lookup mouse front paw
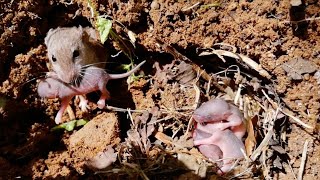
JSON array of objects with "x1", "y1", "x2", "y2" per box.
[
  {"x1": 97, "y1": 99, "x2": 105, "y2": 109},
  {"x1": 55, "y1": 115, "x2": 62, "y2": 124},
  {"x1": 79, "y1": 95, "x2": 90, "y2": 112}
]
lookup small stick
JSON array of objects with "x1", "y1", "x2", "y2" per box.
[
  {"x1": 287, "y1": 159, "x2": 298, "y2": 180},
  {"x1": 298, "y1": 140, "x2": 309, "y2": 180},
  {"x1": 261, "y1": 90, "x2": 313, "y2": 129},
  {"x1": 106, "y1": 105, "x2": 147, "y2": 113},
  {"x1": 181, "y1": 2, "x2": 200, "y2": 12},
  {"x1": 184, "y1": 83, "x2": 200, "y2": 138},
  {"x1": 251, "y1": 125, "x2": 274, "y2": 161},
  {"x1": 234, "y1": 83, "x2": 243, "y2": 105},
  {"x1": 66, "y1": 105, "x2": 75, "y2": 120},
  {"x1": 283, "y1": 16, "x2": 320, "y2": 24},
  {"x1": 127, "y1": 108, "x2": 134, "y2": 126}
]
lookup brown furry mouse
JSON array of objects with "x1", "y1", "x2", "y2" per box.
[{"x1": 45, "y1": 26, "x2": 108, "y2": 85}]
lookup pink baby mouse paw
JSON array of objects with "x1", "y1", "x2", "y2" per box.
[{"x1": 77, "y1": 95, "x2": 90, "y2": 112}]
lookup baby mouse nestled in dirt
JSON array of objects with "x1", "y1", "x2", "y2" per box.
[{"x1": 193, "y1": 98, "x2": 246, "y2": 174}]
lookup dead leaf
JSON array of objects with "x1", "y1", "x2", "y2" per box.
[
  {"x1": 273, "y1": 156, "x2": 284, "y2": 170},
  {"x1": 86, "y1": 145, "x2": 117, "y2": 169},
  {"x1": 155, "y1": 131, "x2": 174, "y2": 146},
  {"x1": 177, "y1": 153, "x2": 208, "y2": 178},
  {"x1": 127, "y1": 129, "x2": 144, "y2": 150},
  {"x1": 282, "y1": 58, "x2": 317, "y2": 80},
  {"x1": 168, "y1": 61, "x2": 196, "y2": 84},
  {"x1": 245, "y1": 116, "x2": 257, "y2": 156},
  {"x1": 270, "y1": 145, "x2": 286, "y2": 154},
  {"x1": 173, "y1": 134, "x2": 194, "y2": 149}
]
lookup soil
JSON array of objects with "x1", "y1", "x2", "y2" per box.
[{"x1": 1, "y1": 0, "x2": 320, "y2": 179}]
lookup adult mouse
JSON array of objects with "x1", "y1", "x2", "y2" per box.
[
  {"x1": 38, "y1": 61, "x2": 145, "y2": 124},
  {"x1": 44, "y1": 26, "x2": 108, "y2": 84}
]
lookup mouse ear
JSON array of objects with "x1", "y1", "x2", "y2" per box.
[
  {"x1": 82, "y1": 27, "x2": 99, "y2": 42},
  {"x1": 81, "y1": 29, "x2": 90, "y2": 43},
  {"x1": 44, "y1": 28, "x2": 54, "y2": 46},
  {"x1": 45, "y1": 27, "x2": 60, "y2": 46}
]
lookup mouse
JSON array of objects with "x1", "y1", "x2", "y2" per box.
[
  {"x1": 193, "y1": 127, "x2": 223, "y2": 161},
  {"x1": 37, "y1": 61, "x2": 145, "y2": 124},
  {"x1": 193, "y1": 98, "x2": 246, "y2": 140},
  {"x1": 44, "y1": 26, "x2": 108, "y2": 85},
  {"x1": 193, "y1": 123, "x2": 245, "y2": 174}
]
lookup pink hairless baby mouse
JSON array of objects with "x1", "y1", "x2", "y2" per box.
[
  {"x1": 192, "y1": 98, "x2": 246, "y2": 174},
  {"x1": 193, "y1": 98, "x2": 246, "y2": 139},
  {"x1": 193, "y1": 123, "x2": 245, "y2": 174},
  {"x1": 38, "y1": 61, "x2": 145, "y2": 124}
]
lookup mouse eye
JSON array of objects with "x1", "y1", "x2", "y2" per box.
[
  {"x1": 72, "y1": 50, "x2": 80, "y2": 59},
  {"x1": 52, "y1": 55, "x2": 57, "y2": 62}
]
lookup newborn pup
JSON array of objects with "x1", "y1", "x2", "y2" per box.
[
  {"x1": 193, "y1": 126, "x2": 245, "y2": 173},
  {"x1": 193, "y1": 127, "x2": 223, "y2": 162},
  {"x1": 193, "y1": 98, "x2": 246, "y2": 140},
  {"x1": 38, "y1": 61, "x2": 145, "y2": 124}
]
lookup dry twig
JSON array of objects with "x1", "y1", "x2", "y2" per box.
[{"x1": 298, "y1": 140, "x2": 309, "y2": 180}]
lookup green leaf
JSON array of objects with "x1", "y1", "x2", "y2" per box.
[
  {"x1": 51, "y1": 119, "x2": 88, "y2": 132},
  {"x1": 65, "y1": 120, "x2": 76, "y2": 131},
  {"x1": 119, "y1": 63, "x2": 132, "y2": 71},
  {"x1": 201, "y1": 2, "x2": 221, "y2": 9},
  {"x1": 76, "y1": 119, "x2": 88, "y2": 127},
  {"x1": 96, "y1": 17, "x2": 112, "y2": 44}
]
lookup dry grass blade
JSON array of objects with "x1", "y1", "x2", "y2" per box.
[
  {"x1": 66, "y1": 105, "x2": 75, "y2": 120},
  {"x1": 181, "y1": 2, "x2": 200, "y2": 12},
  {"x1": 250, "y1": 124, "x2": 274, "y2": 161},
  {"x1": 281, "y1": 110, "x2": 313, "y2": 129},
  {"x1": 105, "y1": 105, "x2": 147, "y2": 113},
  {"x1": 298, "y1": 140, "x2": 309, "y2": 180},
  {"x1": 261, "y1": 90, "x2": 313, "y2": 129},
  {"x1": 200, "y1": 48, "x2": 271, "y2": 79}
]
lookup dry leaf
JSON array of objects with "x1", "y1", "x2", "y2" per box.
[
  {"x1": 245, "y1": 116, "x2": 257, "y2": 156},
  {"x1": 127, "y1": 129, "x2": 144, "y2": 150},
  {"x1": 270, "y1": 145, "x2": 286, "y2": 154},
  {"x1": 282, "y1": 58, "x2": 317, "y2": 80},
  {"x1": 177, "y1": 153, "x2": 208, "y2": 178},
  {"x1": 273, "y1": 156, "x2": 284, "y2": 170},
  {"x1": 173, "y1": 134, "x2": 194, "y2": 149},
  {"x1": 168, "y1": 61, "x2": 196, "y2": 84}
]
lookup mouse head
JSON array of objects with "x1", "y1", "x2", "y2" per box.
[
  {"x1": 45, "y1": 26, "x2": 99, "y2": 85},
  {"x1": 193, "y1": 98, "x2": 231, "y2": 123}
]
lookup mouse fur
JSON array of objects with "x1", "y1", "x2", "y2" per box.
[{"x1": 45, "y1": 26, "x2": 108, "y2": 84}]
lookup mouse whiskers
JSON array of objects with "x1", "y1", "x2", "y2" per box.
[
  {"x1": 81, "y1": 62, "x2": 116, "y2": 69},
  {"x1": 19, "y1": 72, "x2": 48, "y2": 87},
  {"x1": 79, "y1": 70, "x2": 95, "y2": 89}
]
